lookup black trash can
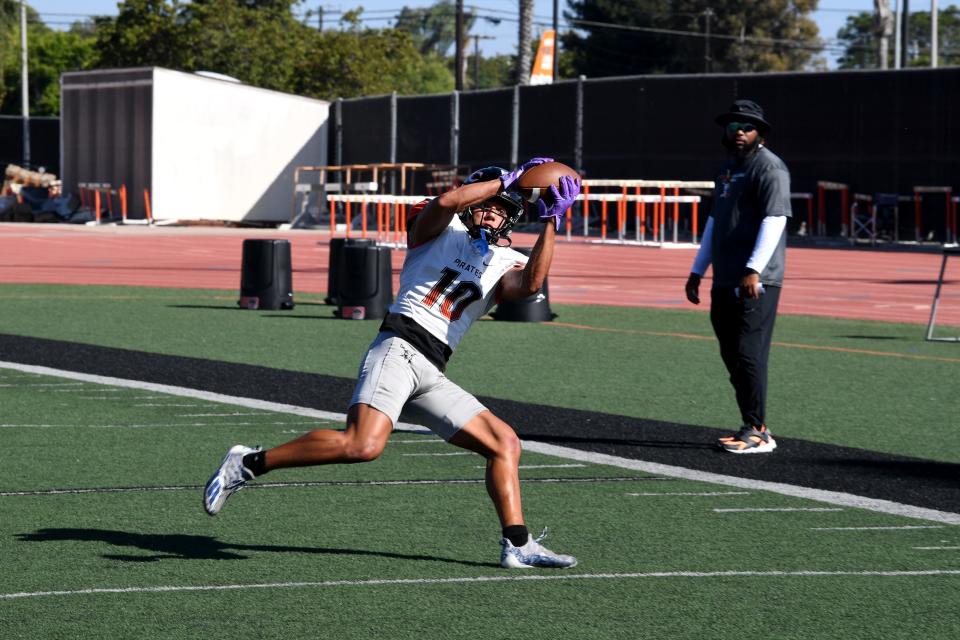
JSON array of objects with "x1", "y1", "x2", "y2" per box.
[
  {"x1": 238, "y1": 239, "x2": 294, "y2": 310},
  {"x1": 490, "y1": 247, "x2": 556, "y2": 322},
  {"x1": 325, "y1": 237, "x2": 376, "y2": 305},
  {"x1": 337, "y1": 243, "x2": 393, "y2": 320}
]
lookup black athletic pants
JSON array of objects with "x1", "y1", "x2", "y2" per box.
[{"x1": 709, "y1": 285, "x2": 781, "y2": 428}]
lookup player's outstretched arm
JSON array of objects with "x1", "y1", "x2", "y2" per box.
[
  {"x1": 499, "y1": 220, "x2": 556, "y2": 302},
  {"x1": 408, "y1": 179, "x2": 502, "y2": 246}
]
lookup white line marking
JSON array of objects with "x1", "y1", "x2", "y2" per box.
[
  {"x1": 713, "y1": 508, "x2": 845, "y2": 513},
  {"x1": 175, "y1": 412, "x2": 269, "y2": 417},
  {"x1": 402, "y1": 452, "x2": 471, "y2": 457},
  {"x1": 134, "y1": 404, "x2": 205, "y2": 407},
  {"x1": 1, "y1": 360, "x2": 957, "y2": 525},
  {"x1": 812, "y1": 526, "x2": 946, "y2": 531},
  {"x1": 0, "y1": 476, "x2": 658, "y2": 497},
  {"x1": 394, "y1": 439, "x2": 445, "y2": 444},
  {"x1": 475, "y1": 464, "x2": 587, "y2": 470},
  {"x1": 3, "y1": 569, "x2": 960, "y2": 600},
  {"x1": 0, "y1": 382, "x2": 83, "y2": 387},
  {"x1": 0, "y1": 421, "x2": 317, "y2": 429},
  {"x1": 913, "y1": 546, "x2": 960, "y2": 550},
  {"x1": 627, "y1": 491, "x2": 751, "y2": 497}
]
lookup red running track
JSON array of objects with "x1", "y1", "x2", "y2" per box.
[{"x1": 1, "y1": 223, "x2": 958, "y2": 327}]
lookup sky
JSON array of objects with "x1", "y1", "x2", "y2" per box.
[{"x1": 22, "y1": 1, "x2": 951, "y2": 69}]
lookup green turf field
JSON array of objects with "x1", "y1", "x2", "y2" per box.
[
  {"x1": 1, "y1": 283, "x2": 959, "y2": 638},
  {"x1": 0, "y1": 283, "x2": 958, "y2": 461}
]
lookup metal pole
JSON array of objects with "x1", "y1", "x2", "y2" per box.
[
  {"x1": 894, "y1": 0, "x2": 902, "y2": 69},
  {"x1": 389, "y1": 91, "x2": 397, "y2": 164},
  {"x1": 455, "y1": 0, "x2": 464, "y2": 91},
  {"x1": 900, "y1": 0, "x2": 910, "y2": 68},
  {"x1": 510, "y1": 85, "x2": 519, "y2": 167},
  {"x1": 552, "y1": 0, "x2": 559, "y2": 82},
  {"x1": 931, "y1": 0, "x2": 938, "y2": 68},
  {"x1": 474, "y1": 35, "x2": 480, "y2": 89},
  {"x1": 450, "y1": 91, "x2": 459, "y2": 168},
  {"x1": 575, "y1": 76, "x2": 584, "y2": 175},
  {"x1": 20, "y1": 0, "x2": 30, "y2": 167},
  {"x1": 335, "y1": 98, "x2": 343, "y2": 166}
]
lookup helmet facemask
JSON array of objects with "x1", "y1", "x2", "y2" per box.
[
  {"x1": 460, "y1": 166, "x2": 526, "y2": 249},
  {"x1": 460, "y1": 193, "x2": 525, "y2": 248}
]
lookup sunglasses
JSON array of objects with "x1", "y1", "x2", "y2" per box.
[{"x1": 726, "y1": 122, "x2": 758, "y2": 133}]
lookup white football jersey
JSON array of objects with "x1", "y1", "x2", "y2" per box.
[{"x1": 389, "y1": 216, "x2": 528, "y2": 352}]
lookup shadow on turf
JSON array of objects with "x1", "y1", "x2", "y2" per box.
[{"x1": 15, "y1": 528, "x2": 493, "y2": 567}]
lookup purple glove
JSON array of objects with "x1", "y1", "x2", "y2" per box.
[
  {"x1": 500, "y1": 157, "x2": 553, "y2": 191},
  {"x1": 537, "y1": 175, "x2": 580, "y2": 229}
]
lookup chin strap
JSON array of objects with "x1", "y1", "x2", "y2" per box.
[{"x1": 471, "y1": 228, "x2": 489, "y2": 256}]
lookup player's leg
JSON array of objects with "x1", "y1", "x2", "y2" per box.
[
  {"x1": 405, "y1": 372, "x2": 576, "y2": 568},
  {"x1": 265, "y1": 404, "x2": 393, "y2": 469},
  {"x1": 448, "y1": 411, "x2": 523, "y2": 527},
  {"x1": 203, "y1": 333, "x2": 412, "y2": 515}
]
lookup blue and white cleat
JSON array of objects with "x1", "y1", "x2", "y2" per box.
[
  {"x1": 203, "y1": 444, "x2": 259, "y2": 516},
  {"x1": 500, "y1": 528, "x2": 577, "y2": 569}
]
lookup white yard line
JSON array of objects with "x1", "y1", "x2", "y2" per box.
[
  {"x1": 402, "y1": 452, "x2": 472, "y2": 457},
  {"x1": 713, "y1": 507, "x2": 845, "y2": 513},
  {"x1": 628, "y1": 491, "x2": 750, "y2": 497},
  {"x1": 811, "y1": 526, "x2": 946, "y2": 531},
  {"x1": 913, "y1": 546, "x2": 960, "y2": 550},
  {"x1": 2, "y1": 360, "x2": 958, "y2": 525},
  {"x1": 3, "y1": 569, "x2": 959, "y2": 601}
]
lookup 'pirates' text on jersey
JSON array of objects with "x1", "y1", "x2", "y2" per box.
[{"x1": 389, "y1": 216, "x2": 528, "y2": 353}]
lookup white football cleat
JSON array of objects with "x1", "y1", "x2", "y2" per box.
[
  {"x1": 203, "y1": 444, "x2": 259, "y2": 516},
  {"x1": 500, "y1": 528, "x2": 577, "y2": 569}
]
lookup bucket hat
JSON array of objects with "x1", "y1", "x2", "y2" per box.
[{"x1": 714, "y1": 99, "x2": 771, "y2": 134}]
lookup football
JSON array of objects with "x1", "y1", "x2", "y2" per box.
[{"x1": 516, "y1": 161, "x2": 579, "y2": 191}]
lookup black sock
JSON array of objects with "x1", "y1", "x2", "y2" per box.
[
  {"x1": 242, "y1": 451, "x2": 267, "y2": 478},
  {"x1": 502, "y1": 525, "x2": 529, "y2": 547}
]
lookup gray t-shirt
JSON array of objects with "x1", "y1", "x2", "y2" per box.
[{"x1": 709, "y1": 146, "x2": 791, "y2": 287}]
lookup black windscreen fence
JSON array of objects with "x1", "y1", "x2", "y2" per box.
[
  {"x1": 0, "y1": 117, "x2": 61, "y2": 175},
  {"x1": 340, "y1": 96, "x2": 392, "y2": 165},
  {"x1": 396, "y1": 94, "x2": 451, "y2": 165},
  {"x1": 458, "y1": 88, "x2": 515, "y2": 168},
  {"x1": 517, "y1": 82, "x2": 577, "y2": 167},
  {"x1": 333, "y1": 70, "x2": 959, "y2": 217}
]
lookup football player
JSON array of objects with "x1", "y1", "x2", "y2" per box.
[{"x1": 204, "y1": 157, "x2": 581, "y2": 568}]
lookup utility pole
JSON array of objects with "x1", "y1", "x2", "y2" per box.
[
  {"x1": 875, "y1": 0, "x2": 894, "y2": 69},
  {"x1": 900, "y1": 0, "x2": 910, "y2": 67},
  {"x1": 552, "y1": 0, "x2": 559, "y2": 82},
  {"x1": 20, "y1": 0, "x2": 29, "y2": 168},
  {"x1": 472, "y1": 34, "x2": 494, "y2": 90},
  {"x1": 455, "y1": 0, "x2": 465, "y2": 90},
  {"x1": 518, "y1": 0, "x2": 533, "y2": 85},
  {"x1": 931, "y1": 0, "x2": 938, "y2": 68},
  {"x1": 317, "y1": 5, "x2": 323, "y2": 31},
  {"x1": 702, "y1": 8, "x2": 714, "y2": 73}
]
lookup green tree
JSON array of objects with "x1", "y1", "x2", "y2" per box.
[
  {"x1": 395, "y1": 1, "x2": 474, "y2": 57},
  {"x1": 0, "y1": 3, "x2": 97, "y2": 116},
  {"x1": 837, "y1": 7, "x2": 960, "y2": 69},
  {"x1": 295, "y1": 27, "x2": 453, "y2": 99},
  {"x1": 562, "y1": 0, "x2": 821, "y2": 77}
]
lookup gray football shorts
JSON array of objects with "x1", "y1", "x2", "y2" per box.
[{"x1": 349, "y1": 333, "x2": 487, "y2": 440}]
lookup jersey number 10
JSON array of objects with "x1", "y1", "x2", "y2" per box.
[{"x1": 421, "y1": 267, "x2": 482, "y2": 321}]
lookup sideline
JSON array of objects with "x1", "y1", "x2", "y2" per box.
[{"x1": 3, "y1": 360, "x2": 960, "y2": 526}]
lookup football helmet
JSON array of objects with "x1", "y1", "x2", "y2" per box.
[{"x1": 460, "y1": 166, "x2": 526, "y2": 246}]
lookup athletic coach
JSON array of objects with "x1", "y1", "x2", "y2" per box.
[{"x1": 684, "y1": 99, "x2": 791, "y2": 454}]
